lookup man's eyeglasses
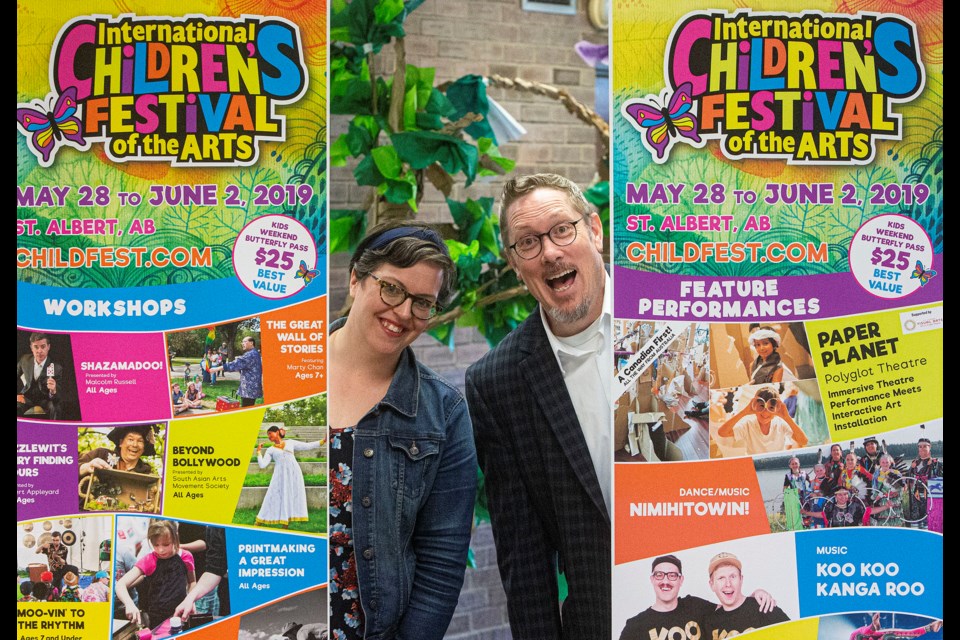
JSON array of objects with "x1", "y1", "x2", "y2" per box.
[
  {"x1": 369, "y1": 274, "x2": 441, "y2": 320},
  {"x1": 752, "y1": 398, "x2": 780, "y2": 413},
  {"x1": 509, "y1": 219, "x2": 582, "y2": 260},
  {"x1": 651, "y1": 571, "x2": 681, "y2": 581}
]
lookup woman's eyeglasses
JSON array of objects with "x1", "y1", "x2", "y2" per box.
[
  {"x1": 369, "y1": 274, "x2": 441, "y2": 320},
  {"x1": 752, "y1": 398, "x2": 780, "y2": 412}
]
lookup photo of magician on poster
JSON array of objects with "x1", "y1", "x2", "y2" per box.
[{"x1": 17, "y1": 330, "x2": 79, "y2": 421}]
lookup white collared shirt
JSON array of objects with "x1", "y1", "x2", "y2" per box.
[
  {"x1": 540, "y1": 273, "x2": 613, "y2": 516},
  {"x1": 33, "y1": 358, "x2": 49, "y2": 381}
]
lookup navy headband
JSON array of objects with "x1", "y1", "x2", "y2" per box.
[{"x1": 367, "y1": 226, "x2": 447, "y2": 253}]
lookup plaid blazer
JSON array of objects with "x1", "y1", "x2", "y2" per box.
[{"x1": 466, "y1": 309, "x2": 611, "y2": 640}]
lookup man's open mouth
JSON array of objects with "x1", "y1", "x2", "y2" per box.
[{"x1": 546, "y1": 269, "x2": 577, "y2": 292}]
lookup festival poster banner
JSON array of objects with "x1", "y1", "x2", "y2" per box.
[
  {"x1": 17, "y1": 2, "x2": 328, "y2": 637},
  {"x1": 612, "y1": 0, "x2": 942, "y2": 636},
  {"x1": 106, "y1": 516, "x2": 326, "y2": 638}
]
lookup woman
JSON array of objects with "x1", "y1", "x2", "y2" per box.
[
  {"x1": 838, "y1": 451, "x2": 873, "y2": 499},
  {"x1": 328, "y1": 222, "x2": 476, "y2": 640},
  {"x1": 717, "y1": 385, "x2": 809, "y2": 454},
  {"x1": 747, "y1": 326, "x2": 797, "y2": 384},
  {"x1": 821, "y1": 443, "x2": 845, "y2": 494},
  {"x1": 869, "y1": 453, "x2": 903, "y2": 522},
  {"x1": 255, "y1": 426, "x2": 322, "y2": 528}
]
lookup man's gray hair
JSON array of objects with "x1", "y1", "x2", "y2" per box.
[{"x1": 499, "y1": 173, "x2": 593, "y2": 249}]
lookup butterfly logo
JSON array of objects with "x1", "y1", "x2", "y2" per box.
[
  {"x1": 295, "y1": 260, "x2": 319, "y2": 286},
  {"x1": 910, "y1": 260, "x2": 937, "y2": 286},
  {"x1": 17, "y1": 87, "x2": 89, "y2": 167},
  {"x1": 622, "y1": 82, "x2": 703, "y2": 163}
]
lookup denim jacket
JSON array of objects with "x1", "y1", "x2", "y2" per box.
[{"x1": 338, "y1": 322, "x2": 477, "y2": 640}]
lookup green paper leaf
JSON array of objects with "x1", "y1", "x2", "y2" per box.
[
  {"x1": 354, "y1": 155, "x2": 383, "y2": 186},
  {"x1": 425, "y1": 88, "x2": 456, "y2": 118},
  {"x1": 397, "y1": 65, "x2": 437, "y2": 130},
  {"x1": 392, "y1": 131, "x2": 479, "y2": 184},
  {"x1": 331, "y1": 62, "x2": 375, "y2": 115},
  {"x1": 341, "y1": 116, "x2": 381, "y2": 157},
  {"x1": 446, "y1": 238, "x2": 478, "y2": 262},
  {"x1": 445, "y1": 74, "x2": 496, "y2": 143},
  {"x1": 330, "y1": 209, "x2": 369, "y2": 254},
  {"x1": 374, "y1": 0, "x2": 404, "y2": 24},
  {"x1": 382, "y1": 179, "x2": 416, "y2": 206},
  {"x1": 476, "y1": 137, "x2": 516, "y2": 176},
  {"x1": 583, "y1": 181, "x2": 610, "y2": 207},
  {"x1": 447, "y1": 197, "x2": 499, "y2": 259},
  {"x1": 329, "y1": 135, "x2": 352, "y2": 167},
  {"x1": 371, "y1": 145, "x2": 403, "y2": 179},
  {"x1": 446, "y1": 239, "x2": 482, "y2": 282},
  {"x1": 415, "y1": 112, "x2": 444, "y2": 130}
]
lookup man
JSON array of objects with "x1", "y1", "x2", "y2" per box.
[
  {"x1": 620, "y1": 555, "x2": 714, "y2": 640},
  {"x1": 704, "y1": 552, "x2": 789, "y2": 639},
  {"x1": 17, "y1": 332, "x2": 68, "y2": 420},
  {"x1": 859, "y1": 437, "x2": 883, "y2": 502},
  {"x1": 36, "y1": 531, "x2": 78, "y2": 592},
  {"x1": 819, "y1": 487, "x2": 867, "y2": 527},
  {"x1": 859, "y1": 437, "x2": 883, "y2": 476},
  {"x1": 619, "y1": 555, "x2": 780, "y2": 639},
  {"x1": 905, "y1": 437, "x2": 942, "y2": 527},
  {"x1": 850, "y1": 612, "x2": 942, "y2": 639},
  {"x1": 822, "y1": 443, "x2": 846, "y2": 496},
  {"x1": 215, "y1": 336, "x2": 263, "y2": 407},
  {"x1": 466, "y1": 173, "x2": 611, "y2": 639}
]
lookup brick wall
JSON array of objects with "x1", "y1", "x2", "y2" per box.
[{"x1": 330, "y1": 1, "x2": 606, "y2": 636}]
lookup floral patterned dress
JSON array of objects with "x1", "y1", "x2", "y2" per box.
[{"x1": 329, "y1": 427, "x2": 364, "y2": 640}]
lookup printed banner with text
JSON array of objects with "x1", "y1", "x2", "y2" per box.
[
  {"x1": 17, "y1": 2, "x2": 328, "y2": 639},
  {"x1": 612, "y1": 1, "x2": 942, "y2": 637}
]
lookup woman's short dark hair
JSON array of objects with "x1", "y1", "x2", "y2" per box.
[
  {"x1": 349, "y1": 220, "x2": 457, "y2": 305},
  {"x1": 267, "y1": 426, "x2": 284, "y2": 438}
]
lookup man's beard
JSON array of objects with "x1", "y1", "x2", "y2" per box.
[{"x1": 546, "y1": 292, "x2": 596, "y2": 328}]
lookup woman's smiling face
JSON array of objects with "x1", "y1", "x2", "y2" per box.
[{"x1": 348, "y1": 261, "x2": 443, "y2": 358}]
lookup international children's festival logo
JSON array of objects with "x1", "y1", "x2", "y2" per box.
[
  {"x1": 622, "y1": 10, "x2": 925, "y2": 165},
  {"x1": 17, "y1": 14, "x2": 308, "y2": 168}
]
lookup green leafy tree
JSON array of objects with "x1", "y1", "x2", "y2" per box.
[{"x1": 263, "y1": 395, "x2": 328, "y2": 426}]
